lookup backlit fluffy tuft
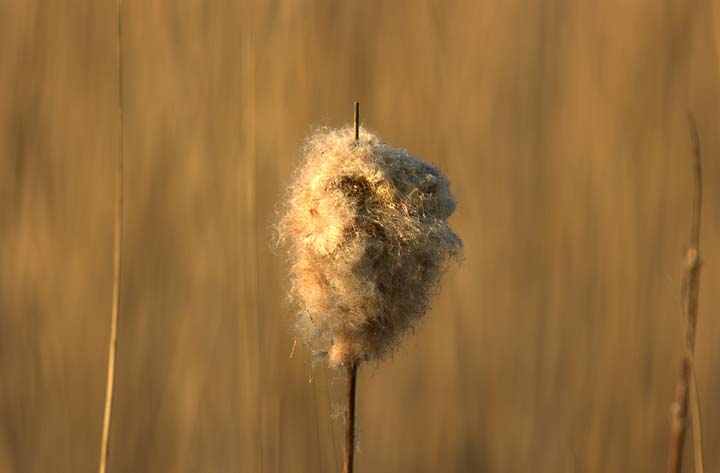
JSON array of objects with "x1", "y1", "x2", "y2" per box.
[{"x1": 278, "y1": 127, "x2": 461, "y2": 367}]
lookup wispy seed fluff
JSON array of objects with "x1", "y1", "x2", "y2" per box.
[{"x1": 278, "y1": 127, "x2": 462, "y2": 367}]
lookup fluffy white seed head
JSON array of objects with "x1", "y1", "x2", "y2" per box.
[{"x1": 278, "y1": 126, "x2": 461, "y2": 367}]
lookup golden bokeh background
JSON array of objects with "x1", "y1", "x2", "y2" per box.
[{"x1": 1, "y1": 1, "x2": 720, "y2": 472}]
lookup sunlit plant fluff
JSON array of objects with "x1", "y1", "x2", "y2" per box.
[{"x1": 278, "y1": 127, "x2": 461, "y2": 367}]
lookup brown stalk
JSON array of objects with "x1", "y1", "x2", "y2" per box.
[
  {"x1": 344, "y1": 362, "x2": 358, "y2": 473},
  {"x1": 666, "y1": 113, "x2": 704, "y2": 473},
  {"x1": 343, "y1": 101, "x2": 361, "y2": 473},
  {"x1": 354, "y1": 101, "x2": 360, "y2": 141},
  {"x1": 98, "y1": 1, "x2": 124, "y2": 472}
]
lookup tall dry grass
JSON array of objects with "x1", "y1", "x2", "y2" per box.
[
  {"x1": 1, "y1": 1, "x2": 720, "y2": 472},
  {"x1": 97, "y1": 1, "x2": 125, "y2": 472},
  {"x1": 666, "y1": 114, "x2": 705, "y2": 473}
]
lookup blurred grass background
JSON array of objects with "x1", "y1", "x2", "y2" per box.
[{"x1": 1, "y1": 1, "x2": 720, "y2": 472}]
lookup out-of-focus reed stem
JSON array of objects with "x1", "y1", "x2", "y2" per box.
[
  {"x1": 666, "y1": 113, "x2": 704, "y2": 473},
  {"x1": 98, "y1": 1, "x2": 124, "y2": 472}
]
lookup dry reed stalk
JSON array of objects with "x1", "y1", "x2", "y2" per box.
[
  {"x1": 342, "y1": 102, "x2": 361, "y2": 473},
  {"x1": 666, "y1": 114, "x2": 704, "y2": 473},
  {"x1": 344, "y1": 360, "x2": 358, "y2": 473},
  {"x1": 98, "y1": 1, "x2": 124, "y2": 472}
]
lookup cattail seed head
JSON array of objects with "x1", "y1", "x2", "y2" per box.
[{"x1": 278, "y1": 126, "x2": 461, "y2": 367}]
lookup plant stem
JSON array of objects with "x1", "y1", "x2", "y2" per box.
[
  {"x1": 99, "y1": 1, "x2": 124, "y2": 472},
  {"x1": 344, "y1": 362, "x2": 358, "y2": 473},
  {"x1": 354, "y1": 101, "x2": 359, "y2": 141},
  {"x1": 342, "y1": 102, "x2": 361, "y2": 473},
  {"x1": 666, "y1": 113, "x2": 704, "y2": 473}
]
